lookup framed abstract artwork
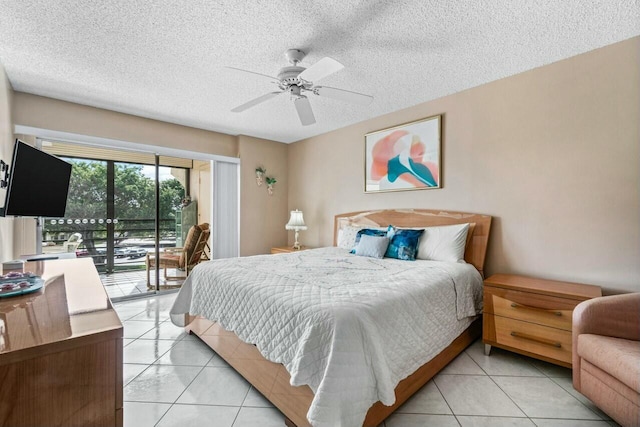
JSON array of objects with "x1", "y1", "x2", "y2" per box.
[{"x1": 365, "y1": 114, "x2": 441, "y2": 193}]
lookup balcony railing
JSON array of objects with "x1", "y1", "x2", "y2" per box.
[{"x1": 42, "y1": 218, "x2": 178, "y2": 273}]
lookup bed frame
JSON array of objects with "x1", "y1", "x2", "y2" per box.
[{"x1": 184, "y1": 209, "x2": 492, "y2": 427}]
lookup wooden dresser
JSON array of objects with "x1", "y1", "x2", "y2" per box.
[
  {"x1": 0, "y1": 258, "x2": 123, "y2": 426},
  {"x1": 483, "y1": 274, "x2": 601, "y2": 368}
]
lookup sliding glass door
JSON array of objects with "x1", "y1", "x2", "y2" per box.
[{"x1": 40, "y1": 147, "x2": 189, "y2": 299}]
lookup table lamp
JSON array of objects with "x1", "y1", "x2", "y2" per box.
[{"x1": 285, "y1": 209, "x2": 307, "y2": 250}]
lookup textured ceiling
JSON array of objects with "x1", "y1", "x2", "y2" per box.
[{"x1": 0, "y1": 1, "x2": 638, "y2": 143}]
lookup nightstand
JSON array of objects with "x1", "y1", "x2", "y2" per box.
[
  {"x1": 270, "y1": 246, "x2": 311, "y2": 254},
  {"x1": 483, "y1": 274, "x2": 601, "y2": 368}
]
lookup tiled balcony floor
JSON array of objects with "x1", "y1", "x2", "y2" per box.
[{"x1": 101, "y1": 268, "x2": 186, "y2": 300}]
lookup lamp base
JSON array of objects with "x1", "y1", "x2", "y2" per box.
[{"x1": 292, "y1": 230, "x2": 301, "y2": 250}]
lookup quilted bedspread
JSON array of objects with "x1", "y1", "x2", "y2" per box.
[{"x1": 170, "y1": 247, "x2": 483, "y2": 427}]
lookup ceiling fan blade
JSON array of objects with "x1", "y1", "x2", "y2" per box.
[
  {"x1": 314, "y1": 86, "x2": 374, "y2": 106},
  {"x1": 298, "y1": 57, "x2": 344, "y2": 83},
  {"x1": 294, "y1": 96, "x2": 316, "y2": 126},
  {"x1": 225, "y1": 66, "x2": 279, "y2": 82},
  {"x1": 231, "y1": 91, "x2": 283, "y2": 112}
]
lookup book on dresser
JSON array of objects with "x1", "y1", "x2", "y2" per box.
[{"x1": 482, "y1": 274, "x2": 602, "y2": 368}]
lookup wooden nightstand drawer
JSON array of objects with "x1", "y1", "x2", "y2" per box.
[
  {"x1": 487, "y1": 314, "x2": 573, "y2": 365},
  {"x1": 482, "y1": 274, "x2": 601, "y2": 367},
  {"x1": 484, "y1": 287, "x2": 574, "y2": 331}
]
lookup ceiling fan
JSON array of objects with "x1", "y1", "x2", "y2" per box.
[{"x1": 227, "y1": 49, "x2": 373, "y2": 126}]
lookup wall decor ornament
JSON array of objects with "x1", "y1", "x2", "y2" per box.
[
  {"x1": 255, "y1": 166, "x2": 266, "y2": 186},
  {"x1": 365, "y1": 114, "x2": 441, "y2": 193},
  {"x1": 265, "y1": 177, "x2": 276, "y2": 195}
]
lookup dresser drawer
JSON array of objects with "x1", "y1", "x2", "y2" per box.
[
  {"x1": 484, "y1": 286, "x2": 577, "y2": 331},
  {"x1": 490, "y1": 314, "x2": 572, "y2": 365}
]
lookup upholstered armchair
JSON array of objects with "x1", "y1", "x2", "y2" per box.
[
  {"x1": 146, "y1": 223, "x2": 210, "y2": 289},
  {"x1": 573, "y1": 293, "x2": 640, "y2": 427}
]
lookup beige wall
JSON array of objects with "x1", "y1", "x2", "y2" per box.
[
  {"x1": 13, "y1": 93, "x2": 238, "y2": 158},
  {"x1": 10, "y1": 93, "x2": 290, "y2": 257},
  {"x1": 288, "y1": 37, "x2": 640, "y2": 293},
  {"x1": 238, "y1": 135, "x2": 289, "y2": 256},
  {"x1": 0, "y1": 62, "x2": 14, "y2": 262}
]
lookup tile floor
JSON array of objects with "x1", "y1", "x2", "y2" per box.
[
  {"x1": 115, "y1": 294, "x2": 621, "y2": 427},
  {"x1": 101, "y1": 269, "x2": 185, "y2": 300}
]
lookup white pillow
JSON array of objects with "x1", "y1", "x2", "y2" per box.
[
  {"x1": 337, "y1": 225, "x2": 388, "y2": 249},
  {"x1": 416, "y1": 223, "x2": 470, "y2": 262},
  {"x1": 337, "y1": 225, "x2": 365, "y2": 249}
]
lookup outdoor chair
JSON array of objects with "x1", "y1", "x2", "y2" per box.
[{"x1": 146, "y1": 223, "x2": 210, "y2": 289}]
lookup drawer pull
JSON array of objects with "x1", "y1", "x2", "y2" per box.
[
  {"x1": 510, "y1": 302, "x2": 562, "y2": 317},
  {"x1": 510, "y1": 331, "x2": 562, "y2": 348}
]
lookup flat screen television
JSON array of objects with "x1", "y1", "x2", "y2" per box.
[{"x1": 0, "y1": 139, "x2": 72, "y2": 218}]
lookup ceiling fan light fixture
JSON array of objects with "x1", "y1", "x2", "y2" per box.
[{"x1": 228, "y1": 48, "x2": 373, "y2": 125}]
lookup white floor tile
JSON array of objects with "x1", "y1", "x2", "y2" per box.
[
  {"x1": 123, "y1": 363, "x2": 148, "y2": 385},
  {"x1": 115, "y1": 305, "x2": 146, "y2": 321},
  {"x1": 385, "y1": 413, "x2": 460, "y2": 427},
  {"x1": 129, "y1": 308, "x2": 171, "y2": 322},
  {"x1": 493, "y1": 377, "x2": 601, "y2": 420},
  {"x1": 117, "y1": 294, "x2": 621, "y2": 427},
  {"x1": 440, "y1": 351, "x2": 486, "y2": 375},
  {"x1": 140, "y1": 321, "x2": 189, "y2": 341},
  {"x1": 156, "y1": 403, "x2": 239, "y2": 427},
  {"x1": 124, "y1": 339, "x2": 177, "y2": 364},
  {"x1": 154, "y1": 339, "x2": 215, "y2": 366},
  {"x1": 123, "y1": 401, "x2": 171, "y2": 426},
  {"x1": 435, "y1": 375, "x2": 525, "y2": 417},
  {"x1": 177, "y1": 367, "x2": 250, "y2": 406},
  {"x1": 396, "y1": 380, "x2": 451, "y2": 414},
  {"x1": 242, "y1": 387, "x2": 274, "y2": 408},
  {"x1": 467, "y1": 341, "x2": 545, "y2": 377},
  {"x1": 531, "y1": 419, "x2": 611, "y2": 427},
  {"x1": 232, "y1": 407, "x2": 284, "y2": 427},
  {"x1": 549, "y1": 377, "x2": 610, "y2": 420},
  {"x1": 529, "y1": 359, "x2": 572, "y2": 378},
  {"x1": 458, "y1": 415, "x2": 536, "y2": 426},
  {"x1": 124, "y1": 365, "x2": 202, "y2": 403},
  {"x1": 122, "y1": 320, "x2": 157, "y2": 339},
  {"x1": 208, "y1": 353, "x2": 231, "y2": 367}
]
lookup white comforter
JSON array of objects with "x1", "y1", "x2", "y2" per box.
[{"x1": 170, "y1": 247, "x2": 483, "y2": 427}]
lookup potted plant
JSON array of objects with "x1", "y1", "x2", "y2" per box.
[{"x1": 265, "y1": 176, "x2": 276, "y2": 195}]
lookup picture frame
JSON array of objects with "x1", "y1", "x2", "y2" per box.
[{"x1": 364, "y1": 114, "x2": 441, "y2": 193}]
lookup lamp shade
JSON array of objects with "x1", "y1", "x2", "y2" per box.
[{"x1": 285, "y1": 210, "x2": 307, "y2": 231}]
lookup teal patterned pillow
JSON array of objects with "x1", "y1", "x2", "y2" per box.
[
  {"x1": 350, "y1": 228, "x2": 388, "y2": 253},
  {"x1": 385, "y1": 227, "x2": 424, "y2": 260}
]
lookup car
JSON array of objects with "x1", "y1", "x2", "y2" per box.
[
  {"x1": 75, "y1": 246, "x2": 107, "y2": 264},
  {"x1": 125, "y1": 247, "x2": 147, "y2": 259}
]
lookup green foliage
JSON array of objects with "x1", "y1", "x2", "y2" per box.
[
  {"x1": 44, "y1": 159, "x2": 185, "y2": 255},
  {"x1": 265, "y1": 176, "x2": 276, "y2": 185}
]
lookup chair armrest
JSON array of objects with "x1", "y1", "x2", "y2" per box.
[
  {"x1": 573, "y1": 293, "x2": 640, "y2": 341},
  {"x1": 163, "y1": 247, "x2": 185, "y2": 253},
  {"x1": 572, "y1": 293, "x2": 640, "y2": 390}
]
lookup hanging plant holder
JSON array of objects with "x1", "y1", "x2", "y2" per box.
[
  {"x1": 265, "y1": 176, "x2": 276, "y2": 195},
  {"x1": 255, "y1": 167, "x2": 266, "y2": 186}
]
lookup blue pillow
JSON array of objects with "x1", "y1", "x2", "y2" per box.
[
  {"x1": 385, "y1": 227, "x2": 424, "y2": 260},
  {"x1": 354, "y1": 235, "x2": 390, "y2": 259},
  {"x1": 350, "y1": 228, "x2": 388, "y2": 253}
]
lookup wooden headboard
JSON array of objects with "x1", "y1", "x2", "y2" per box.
[{"x1": 334, "y1": 209, "x2": 492, "y2": 276}]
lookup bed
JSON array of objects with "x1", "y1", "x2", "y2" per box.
[{"x1": 170, "y1": 209, "x2": 492, "y2": 427}]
